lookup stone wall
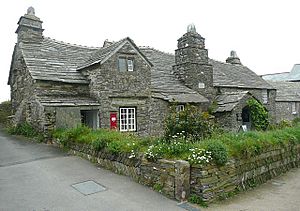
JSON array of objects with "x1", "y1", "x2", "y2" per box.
[
  {"x1": 63, "y1": 140, "x2": 300, "y2": 203},
  {"x1": 218, "y1": 87, "x2": 277, "y2": 124},
  {"x1": 191, "y1": 144, "x2": 300, "y2": 202},
  {"x1": 82, "y1": 42, "x2": 152, "y2": 135},
  {"x1": 66, "y1": 142, "x2": 190, "y2": 201},
  {"x1": 275, "y1": 101, "x2": 300, "y2": 122}
]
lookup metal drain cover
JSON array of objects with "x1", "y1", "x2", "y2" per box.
[
  {"x1": 177, "y1": 202, "x2": 201, "y2": 211},
  {"x1": 72, "y1": 180, "x2": 106, "y2": 195}
]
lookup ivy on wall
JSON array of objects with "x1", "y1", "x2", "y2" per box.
[{"x1": 247, "y1": 99, "x2": 269, "y2": 130}]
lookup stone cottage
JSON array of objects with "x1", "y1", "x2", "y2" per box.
[
  {"x1": 262, "y1": 65, "x2": 300, "y2": 122},
  {"x1": 8, "y1": 7, "x2": 276, "y2": 136}
]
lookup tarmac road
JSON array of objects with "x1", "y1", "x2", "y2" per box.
[{"x1": 0, "y1": 130, "x2": 185, "y2": 211}]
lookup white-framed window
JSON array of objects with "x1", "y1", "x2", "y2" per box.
[
  {"x1": 127, "y1": 59, "x2": 134, "y2": 71},
  {"x1": 118, "y1": 58, "x2": 134, "y2": 72},
  {"x1": 176, "y1": 104, "x2": 185, "y2": 112},
  {"x1": 292, "y1": 102, "x2": 297, "y2": 114},
  {"x1": 119, "y1": 107, "x2": 136, "y2": 132},
  {"x1": 262, "y1": 89, "x2": 268, "y2": 104}
]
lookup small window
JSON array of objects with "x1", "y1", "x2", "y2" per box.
[
  {"x1": 118, "y1": 58, "x2": 134, "y2": 72},
  {"x1": 292, "y1": 102, "x2": 297, "y2": 114},
  {"x1": 127, "y1": 59, "x2": 134, "y2": 71},
  {"x1": 119, "y1": 107, "x2": 136, "y2": 132},
  {"x1": 118, "y1": 58, "x2": 127, "y2": 72},
  {"x1": 176, "y1": 105, "x2": 185, "y2": 112},
  {"x1": 262, "y1": 90, "x2": 268, "y2": 104}
]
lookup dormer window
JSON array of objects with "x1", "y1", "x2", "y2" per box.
[{"x1": 118, "y1": 57, "x2": 134, "y2": 72}]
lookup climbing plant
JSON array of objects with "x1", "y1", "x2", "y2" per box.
[{"x1": 247, "y1": 99, "x2": 269, "y2": 131}]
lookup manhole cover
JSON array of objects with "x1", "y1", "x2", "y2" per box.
[
  {"x1": 177, "y1": 202, "x2": 201, "y2": 211},
  {"x1": 72, "y1": 180, "x2": 106, "y2": 195}
]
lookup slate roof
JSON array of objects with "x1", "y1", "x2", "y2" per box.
[
  {"x1": 261, "y1": 72, "x2": 290, "y2": 81},
  {"x1": 20, "y1": 37, "x2": 99, "y2": 84},
  {"x1": 77, "y1": 37, "x2": 152, "y2": 70},
  {"x1": 261, "y1": 65, "x2": 300, "y2": 82},
  {"x1": 214, "y1": 91, "x2": 249, "y2": 112},
  {"x1": 140, "y1": 47, "x2": 208, "y2": 103},
  {"x1": 211, "y1": 60, "x2": 273, "y2": 89},
  {"x1": 267, "y1": 81, "x2": 300, "y2": 102},
  {"x1": 38, "y1": 95, "x2": 100, "y2": 107},
  {"x1": 286, "y1": 64, "x2": 300, "y2": 81},
  {"x1": 17, "y1": 36, "x2": 272, "y2": 103}
]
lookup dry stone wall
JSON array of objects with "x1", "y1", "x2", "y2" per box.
[
  {"x1": 63, "y1": 141, "x2": 300, "y2": 203},
  {"x1": 191, "y1": 144, "x2": 300, "y2": 202}
]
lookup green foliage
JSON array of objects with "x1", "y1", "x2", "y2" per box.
[
  {"x1": 153, "y1": 183, "x2": 163, "y2": 192},
  {"x1": 204, "y1": 140, "x2": 228, "y2": 165},
  {"x1": 0, "y1": 101, "x2": 12, "y2": 126},
  {"x1": 188, "y1": 194, "x2": 208, "y2": 207},
  {"x1": 247, "y1": 99, "x2": 269, "y2": 130},
  {"x1": 53, "y1": 126, "x2": 143, "y2": 155},
  {"x1": 53, "y1": 124, "x2": 300, "y2": 166},
  {"x1": 8, "y1": 122, "x2": 40, "y2": 138},
  {"x1": 164, "y1": 104, "x2": 217, "y2": 142}
]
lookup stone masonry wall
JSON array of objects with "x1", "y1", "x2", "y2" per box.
[
  {"x1": 62, "y1": 140, "x2": 300, "y2": 203},
  {"x1": 218, "y1": 87, "x2": 277, "y2": 123},
  {"x1": 191, "y1": 144, "x2": 300, "y2": 202},
  {"x1": 65, "y1": 142, "x2": 190, "y2": 201},
  {"x1": 82, "y1": 42, "x2": 152, "y2": 135},
  {"x1": 275, "y1": 101, "x2": 300, "y2": 123}
]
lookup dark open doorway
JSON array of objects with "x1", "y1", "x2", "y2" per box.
[
  {"x1": 81, "y1": 110, "x2": 99, "y2": 130},
  {"x1": 242, "y1": 106, "x2": 251, "y2": 130}
]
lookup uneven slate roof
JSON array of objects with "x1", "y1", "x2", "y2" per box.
[
  {"x1": 38, "y1": 96, "x2": 100, "y2": 107},
  {"x1": 20, "y1": 37, "x2": 99, "y2": 84},
  {"x1": 261, "y1": 72, "x2": 290, "y2": 81},
  {"x1": 267, "y1": 81, "x2": 300, "y2": 102},
  {"x1": 214, "y1": 91, "x2": 249, "y2": 112},
  {"x1": 211, "y1": 60, "x2": 273, "y2": 89},
  {"x1": 140, "y1": 47, "x2": 208, "y2": 103}
]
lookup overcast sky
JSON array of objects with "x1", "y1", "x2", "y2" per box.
[{"x1": 1, "y1": 0, "x2": 300, "y2": 102}]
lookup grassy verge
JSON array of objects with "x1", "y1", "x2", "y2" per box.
[{"x1": 52, "y1": 124, "x2": 300, "y2": 165}]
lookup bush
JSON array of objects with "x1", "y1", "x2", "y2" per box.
[
  {"x1": 8, "y1": 122, "x2": 42, "y2": 140},
  {"x1": 203, "y1": 140, "x2": 228, "y2": 165},
  {"x1": 0, "y1": 101, "x2": 12, "y2": 126},
  {"x1": 164, "y1": 104, "x2": 217, "y2": 142}
]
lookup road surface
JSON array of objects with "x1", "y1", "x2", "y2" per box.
[{"x1": 0, "y1": 130, "x2": 185, "y2": 211}]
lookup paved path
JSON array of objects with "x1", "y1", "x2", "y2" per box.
[
  {"x1": 0, "y1": 130, "x2": 184, "y2": 211},
  {"x1": 201, "y1": 165, "x2": 300, "y2": 211}
]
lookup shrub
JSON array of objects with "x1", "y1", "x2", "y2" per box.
[
  {"x1": 8, "y1": 122, "x2": 39, "y2": 137},
  {"x1": 204, "y1": 140, "x2": 228, "y2": 165},
  {"x1": 164, "y1": 104, "x2": 217, "y2": 142},
  {"x1": 0, "y1": 101, "x2": 12, "y2": 127}
]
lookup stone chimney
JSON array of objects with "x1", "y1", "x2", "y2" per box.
[
  {"x1": 173, "y1": 24, "x2": 214, "y2": 100},
  {"x1": 16, "y1": 7, "x2": 44, "y2": 43},
  {"x1": 226, "y1": 51, "x2": 242, "y2": 65}
]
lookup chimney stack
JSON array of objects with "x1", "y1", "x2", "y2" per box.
[
  {"x1": 16, "y1": 7, "x2": 44, "y2": 43},
  {"x1": 226, "y1": 50, "x2": 242, "y2": 65}
]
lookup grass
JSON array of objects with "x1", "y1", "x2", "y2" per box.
[{"x1": 51, "y1": 123, "x2": 300, "y2": 165}]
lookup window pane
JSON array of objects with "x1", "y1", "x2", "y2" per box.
[
  {"x1": 118, "y1": 58, "x2": 127, "y2": 72},
  {"x1": 128, "y1": 59, "x2": 134, "y2": 71}
]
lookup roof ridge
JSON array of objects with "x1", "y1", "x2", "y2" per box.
[
  {"x1": 139, "y1": 46, "x2": 174, "y2": 56},
  {"x1": 44, "y1": 37, "x2": 100, "y2": 49}
]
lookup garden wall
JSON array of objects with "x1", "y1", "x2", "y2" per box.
[
  {"x1": 66, "y1": 143, "x2": 300, "y2": 203},
  {"x1": 191, "y1": 144, "x2": 300, "y2": 202}
]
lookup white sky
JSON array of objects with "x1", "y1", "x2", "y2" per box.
[{"x1": 1, "y1": 0, "x2": 300, "y2": 102}]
